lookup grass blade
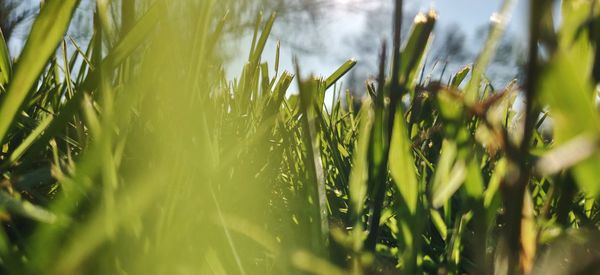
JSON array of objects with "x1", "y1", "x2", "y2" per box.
[
  {"x1": 325, "y1": 59, "x2": 357, "y2": 90},
  {"x1": 0, "y1": 28, "x2": 11, "y2": 87},
  {"x1": 389, "y1": 107, "x2": 418, "y2": 214},
  {"x1": 0, "y1": 0, "x2": 80, "y2": 144}
]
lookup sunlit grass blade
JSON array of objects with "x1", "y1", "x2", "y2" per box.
[
  {"x1": 297, "y1": 72, "x2": 330, "y2": 256},
  {"x1": 389, "y1": 107, "x2": 418, "y2": 214},
  {"x1": 463, "y1": 0, "x2": 514, "y2": 104},
  {"x1": 0, "y1": 0, "x2": 80, "y2": 144},
  {"x1": 0, "y1": 28, "x2": 11, "y2": 87},
  {"x1": 250, "y1": 12, "x2": 277, "y2": 65},
  {"x1": 325, "y1": 59, "x2": 357, "y2": 90},
  {"x1": 539, "y1": 50, "x2": 600, "y2": 196},
  {"x1": 349, "y1": 100, "x2": 373, "y2": 220},
  {"x1": 449, "y1": 65, "x2": 470, "y2": 88}
]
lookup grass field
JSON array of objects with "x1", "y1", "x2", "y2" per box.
[{"x1": 0, "y1": 0, "x2": 599, "y2": 274}]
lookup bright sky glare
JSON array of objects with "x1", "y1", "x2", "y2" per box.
[{"x1": 245, "y1": 0, "x2": 529, "y2": 79}]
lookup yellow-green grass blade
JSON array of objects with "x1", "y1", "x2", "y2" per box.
[
  {"x1": 17, "y1": 3, "x2": 162, "y2": 166},
  {"x1": 325, "y1": 59, "x2": 357, "y2": 90},
  {"x1": 297, "y1": 75, "x2": 330, "y2": 255},
  {"x1": 6, "y1": 114, "x2": 53, "y2": 165},
  {"x1": 559, "y1": 0, "x2": 594, "y2": 78},
  {"x1": 0, "y1": 0, "x2": 80, "y2": 144},
  {"x1": 399, "y1": 10, "x2": 436, "y2": 93},
  {"x1": 539, "y1": 50, "x2": 600, "y2": 196},
  {"x1": 349, "y1": 100, "x2": 373, "y2": 219},
  {"x1": 463, "y1": 156, "x2": 484, "y2": 199},
  {"x1": 431, "y1": 140, "x2": 466, "y2": 208},
  {"x1": 0, "y1": 27, "x2": 11, "y2": 87},
  {"x1": 450, "y1": 65, "x2": 470, "y2": 88},
  {"x1": 389, "y1": 106, "x2": 418, "y2": 214},
  {"x1": 250, "y1": 12, "x2": 276, "y2": 65},
  {"x1": 430, "y1": 209, "x2": 447, "y2": 241}
]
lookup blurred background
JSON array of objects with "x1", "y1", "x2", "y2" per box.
[
  {"x1": 222, "y1": 0, "x2": 530, "y2": 92},
  {"x1": 3, "y1": 0, "x2": 529, "y2": 92}
]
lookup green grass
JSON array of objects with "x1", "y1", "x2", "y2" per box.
[{"x1": 0, "y1": 0, "x2": 598, "y2": 274}]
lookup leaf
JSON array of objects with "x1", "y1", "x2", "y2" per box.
[
  {"x1": 6, "y1": 114, "x2": 53, "y2": 164},
  {"x1": 0, "y1": 0, "x2": 80, "y2": 143},
  {"x1": 463, "y1": 0, "x2": 515, "y2": 104},
  {"x1": 539, "y1": 50, "x2": 600, "y2": 196},
  {"x1": 436, "y1": 90, "x2": 463, "y2": 123},
  {"x1": 399, "y1": 10, "x2": 436, "y2": 92},
  {"x1": 249, "y1": 12, "x2": 276, "y2": 65},
  {"x1": 325, "y1": 59, "x2": 357, "y2": 90},
  {"x1": 297, "y1": 75, "x2": 329, "y2": 254},
  {"x1": 0, "y1": 27, "x2": 11, "y2": 87},
  {"x1": 263, "y1": 71, "x2": 294, "y2": 119},
  {"x1": 449, "y1": 212, "x2": 473, "y2": 266},
  {"x1": 389, "y1": 107, "x2": 418, "y2": 214},
  {"x1": 559, "y1": 0, "x2": 594, "y2": 77},
  {"x1": 450, "y1": 65, "x2": 470, "y2": 88},
  {"x1": 463, "y1": 157, "x2": 484, "y2": 200},
  {"x1": 349, "y1": 100, "x2": 373, "y2": 216},
  {"x1": 430, "y1": 209, "x2": 447, "y2": 241},
  {"x1": 431, "y1": 140, "x2": 467, "y2": 208}
]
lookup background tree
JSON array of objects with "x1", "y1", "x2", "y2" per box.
[{"x1": 0, "y1": 0, "x2": 35, "y2": 44}]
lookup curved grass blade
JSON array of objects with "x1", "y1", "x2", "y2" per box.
[
  {"x1": 250, "y1": 12, "x2": 276, "y2": 65},
  {"x1": 399, "y1": 10, "x2": 436, "y2": 93},
  {"x1": 349, "y1": 100, "x2": 373, "y2": 218},
  {"x1": 296, "y1": 65, "x2": 329, "y2": 256},
  {"x1": 450, "y1": 65, "x2": 470, "y2": 88},
  {"x1": 431, "y1": 141, "x2": 467, "y2": 208}
]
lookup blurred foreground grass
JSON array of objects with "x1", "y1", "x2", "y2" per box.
[{"x1": 0, "y1": 0, "x2": 599, "y2": 274}]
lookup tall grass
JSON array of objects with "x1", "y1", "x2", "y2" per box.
[{"x1": 0, "y1": 0, "x2": 598, "y2": 274}]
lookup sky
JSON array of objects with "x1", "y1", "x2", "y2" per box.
[
  {"x1": 430, "y1": 0, "x2": 527, "y2": 36},
  {"x1": 9, "y1": 0, "x2": 530, "y2": 90},
  {"x1": 229, "y1": 0, "x2": 529, "y2": 90}
]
